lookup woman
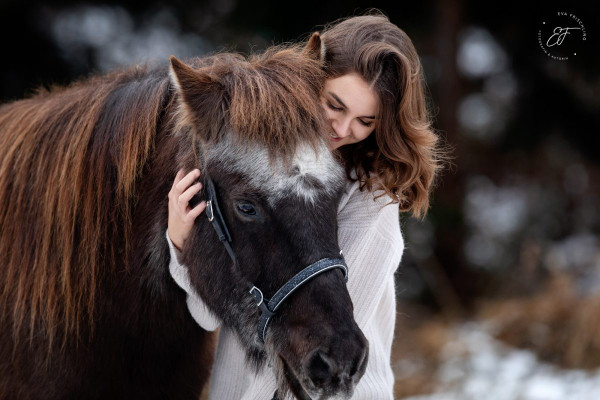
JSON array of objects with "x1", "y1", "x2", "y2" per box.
[{"x1": 167, "y1": 13, "x2": 444, "y2": 399}]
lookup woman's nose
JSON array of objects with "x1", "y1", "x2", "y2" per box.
[{"x1": 332, "y1": 118, "x2": 351, "y2": 138}]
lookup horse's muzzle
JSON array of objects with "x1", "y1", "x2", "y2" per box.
[{"x1": 277, "y1": 320, "x2": 368, "y2": 400}]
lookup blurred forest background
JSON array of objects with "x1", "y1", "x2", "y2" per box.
[{"x1": 1, "y1": 0, "x2": 598, "y2": 398}]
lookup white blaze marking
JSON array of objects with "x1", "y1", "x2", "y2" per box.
[{"x1": 204, "y1": 133, "x2": 343, "y2": 205}]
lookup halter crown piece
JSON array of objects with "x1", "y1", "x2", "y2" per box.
[{"x1": 196, "y1": 141, "x2": 349, "y2": 344}]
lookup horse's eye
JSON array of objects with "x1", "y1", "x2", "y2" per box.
[{"x1": 236, "y1": 202, "x2": 256, "y2": 216}]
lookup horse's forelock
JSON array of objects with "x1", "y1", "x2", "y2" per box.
[
  {"x1": 172, "y1": 47, "x2": 329, "y2": 162},
  {"x1": 229, "y1": 47, "x2": 328, "y2": 158}
]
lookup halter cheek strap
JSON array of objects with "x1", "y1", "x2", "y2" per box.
[
  {"x1": 250, "y1": 255, "x2": 348, "y2": 344},
  {"x1": 204, "y1": 177, "x2": 236, "y2": 262},
  {"x1": 197, "y1": 139, "x2": 236, "y2": 262}
]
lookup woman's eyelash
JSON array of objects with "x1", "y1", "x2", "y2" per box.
[
  {"x1": 327, "y1": 101, "x2": 343, "y2": 111},
  {"x1": 326, "y1": 100, "x2": 373, "y2": 127}
]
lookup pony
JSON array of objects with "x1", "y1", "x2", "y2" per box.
[{"x1": 0, "y1": 34, "x2": 368, "y2": 399}]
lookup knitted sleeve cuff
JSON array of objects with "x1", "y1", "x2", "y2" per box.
[{"x1": 165, "y1": 229, "x2": 221, "y2": 331}]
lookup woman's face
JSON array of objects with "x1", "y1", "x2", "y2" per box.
[{"x1": 321, "y1": 73, "x2": 380, "y2": 150}]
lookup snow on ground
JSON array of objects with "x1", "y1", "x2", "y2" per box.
[{"x1": 400, "y1": 322, "x2": 600, "y2": 400}]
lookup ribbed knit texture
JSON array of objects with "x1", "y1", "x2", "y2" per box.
[{"x1": 167, "y1": 178, "x2": 404, "y2": 399}]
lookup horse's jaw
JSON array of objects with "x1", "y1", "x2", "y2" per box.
[{"x1": 277, "y1": 355, "x2": 312, "y2": 400}]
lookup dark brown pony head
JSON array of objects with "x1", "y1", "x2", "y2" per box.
[
  {"x1": 169, "y1": 36, "x2": 368, "y2": 398},
  {"x1": 0, "y1": 34, "x2": 367, "y2": 399}
]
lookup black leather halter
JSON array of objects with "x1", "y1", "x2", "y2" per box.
[{"x1": 197, "y1": 142, "x2": 349, "y2": 344}]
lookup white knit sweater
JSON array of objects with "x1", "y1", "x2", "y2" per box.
[{"x1": 167, "y1": 177, "x2": 404, "y2": 399}]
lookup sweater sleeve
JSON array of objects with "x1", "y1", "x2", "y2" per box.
[
  {"x1": 236, "y1": 186, "x2": 404, "y2": 399},
  {"x1": 165, "y1": 230, "x2": 221, "y2": 331},
  {"x1": 335, "y1": 189, "x2": 404, "y2": 398}
]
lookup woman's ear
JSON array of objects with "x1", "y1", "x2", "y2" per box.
[{"x1": 303, "y1": 32, "x2": 326, "y2": 62}]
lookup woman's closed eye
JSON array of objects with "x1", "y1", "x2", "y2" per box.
[
  {"x1": 326, "y1": 100, "x2": 374, "y2": 127},
  {"x1": 327, "y1": 101, "x2": 343, "y2": 112}
]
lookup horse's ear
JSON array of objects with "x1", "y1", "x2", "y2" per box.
[
  {"x1": 303, "y1": 32, "x2": 325, "y2": 62},
  {"x1": 169, "y1": 56, "x2": 225, "y2": 141}
]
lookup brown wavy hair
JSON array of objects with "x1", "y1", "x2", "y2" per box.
[{"x1": 319, "y1": 12, "x2": 449, "y2": 218}]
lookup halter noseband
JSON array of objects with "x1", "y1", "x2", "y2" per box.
[
  {"x1": 249, "y1": 256, "x2": 347, "y2": 343},
  {"x1": 196, "y1": 142, "x2": 348, "y2": 344}
]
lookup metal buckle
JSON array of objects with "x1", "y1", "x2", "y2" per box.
[{"x1": 206, "y1": 200, "x2": 214, "y2": 222}]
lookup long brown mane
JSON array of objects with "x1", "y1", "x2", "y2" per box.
[
  {"x1": 0, "y1": 46, "x2": 326, "y2": 350},
  {"x1": 0, "y1": 67, "x2": 170, "y2": 347}
]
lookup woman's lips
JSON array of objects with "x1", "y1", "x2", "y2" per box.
[{"x1": 329, "y1": 136, "x2": 343, "y2": 142}]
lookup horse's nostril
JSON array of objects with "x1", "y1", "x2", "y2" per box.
[
  {"x1": 307, "y1": 350, "x2": 334, "y2": 387},
  {"x1": 353, "y1": 344, "x2": 369, "y2": 379},
  {"x1": 349, "y1": 354, "x2": 359, "y2": 377}
]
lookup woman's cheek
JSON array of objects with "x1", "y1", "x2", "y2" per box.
[{"x1": 322, "y1": 106, "x2": 335, "y2": 121}]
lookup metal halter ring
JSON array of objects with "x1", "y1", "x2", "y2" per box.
[{"x1": 206, "y1": 200, "x2": 214, "y2": 222}]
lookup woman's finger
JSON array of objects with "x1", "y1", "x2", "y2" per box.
[
  {"x1": 171, "y1": 169, "x2": 185, "y2": 189},
  {"x1": 179, "y1": 182, "x2": 203, "y2": 206},
  {"x1": 187, "y1": 201, "x2": 207, "y2": 221},
  {"x1": 176, "y1": 169, "x2": 201, "y2": 193}
]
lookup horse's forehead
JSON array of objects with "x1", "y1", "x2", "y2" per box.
[{"x1": 205, "y1": 137, "x2": 343, "y2": 204}]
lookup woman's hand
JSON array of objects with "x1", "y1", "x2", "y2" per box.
[{"x1": 168, "y1": 169, "x2": 207, "y2": 251}]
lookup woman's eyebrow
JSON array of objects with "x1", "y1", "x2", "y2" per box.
[
  {"x1": 328, "y1": 92, "x2": 376, "y2": 119},
  {"x1": 328, "y1": 92, "x2": 347, "y2": 108}
]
